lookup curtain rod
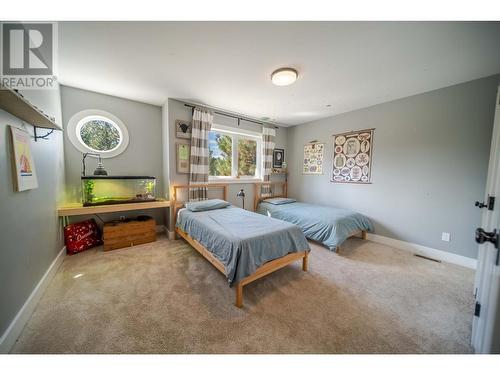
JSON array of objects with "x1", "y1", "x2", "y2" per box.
[{"x1": 182, "y1": 103, "x2": 279, "y2": 128}]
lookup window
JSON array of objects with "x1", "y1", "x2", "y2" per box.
[
  {"x1": 209, "y1": 132, "x2": 232, "y2": 176},
  {"x1": 67, "y1": 110, "x2": 129, "y2": 158},
  {"x1": 209, "y1": 126, "x2": 261, "y2": 180},
  {"x1": 237, "y1": 137, "x2": 257, "y2": 176},
  {"x1": 79, "y1": 116, "x2": 121, "y2": 152}
]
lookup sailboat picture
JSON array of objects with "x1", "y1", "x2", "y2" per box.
[{"x1": 9, "y1": 126, "x2": 38, "y2": 191}]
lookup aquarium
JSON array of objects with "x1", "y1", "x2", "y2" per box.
[{"x1": 81, "y1": 176, "x2": 156, "y2": 206}]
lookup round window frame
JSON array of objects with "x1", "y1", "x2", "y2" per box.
[{"x1": 67, "y1": 109, "x2": 129, "y2": 158}]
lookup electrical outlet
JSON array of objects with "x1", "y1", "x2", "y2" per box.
[{"x1": 441, "y1": 232, "x2": 450, "y2": 242}]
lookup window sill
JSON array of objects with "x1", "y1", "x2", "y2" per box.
[{"x1": 208, "y1": 178, "x2": 263, "y2": 184}]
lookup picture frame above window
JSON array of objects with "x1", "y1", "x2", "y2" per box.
[
  {"x1": 273, "y1": 148, "x2": 284, "y2": 168},
  {"x1": 176, "y1": 120, "x2": 192, "y2": 139},
  {"x1": 67, "y1": 109, "x2": 129, "y2": 158}
]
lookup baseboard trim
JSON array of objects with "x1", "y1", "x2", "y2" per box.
[
  {"x1": 366, "y1": 233, "x2": 477, "y2": 269},
  {"x1": 155, "y1": 225, "x2": 166, "y2": 234},
  {"x1": 0, "y1": 246, "x2": 66, "y2": 353}
]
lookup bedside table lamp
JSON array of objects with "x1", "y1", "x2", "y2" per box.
[{"x1": 237, "y1": 189, "x2": 246, "y2": 210}]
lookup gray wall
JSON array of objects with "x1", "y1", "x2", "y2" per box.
[
  {"x1": 166, "y1": 99, "x2": 288, "y2": 230},
  {"x1": 0, "y1": 87, "x2": 65, "y2": 338},
  {"x1": 287, "y1": 75, "x2": 500, "y2": 259},
  {"x1": 61, "y1": 86, "x2": 165, "y2": 224}
]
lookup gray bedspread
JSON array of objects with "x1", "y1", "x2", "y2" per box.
[
  {"x1": 176, "y1": 206, "x2": 310, "y2": 286},
  {"x1": 257, "y1": 201, "x2": 373, "y2": 251}
]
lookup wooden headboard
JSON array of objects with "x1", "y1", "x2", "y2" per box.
[
  {"x1": 171, "y1": 184, "x2": 228, "y2": 220},
  {"x1": 253, "y1": 181, "x2": 288, "y2": 211}
]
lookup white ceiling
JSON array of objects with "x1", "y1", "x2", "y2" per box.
[{"x1": 58, "y1": 22, "x2": 500, "y2": 126}]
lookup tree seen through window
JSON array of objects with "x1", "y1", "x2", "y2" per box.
[
  {"x1": 80, "y1": 119, "x2": 121, "y2": 152},
  {"x1": 209, "y1": 130, "x2": 258, "y2": 178}
]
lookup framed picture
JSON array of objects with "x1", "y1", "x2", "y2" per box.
[
  {"x1": 303, "y1": 143, "x2": 324, "y2": 174},
  {"x1": 273, "y1": 148, "x2": 284, "y2": 168},
  {"x1": 9, "y1": 125, "x2": 38, "y2": 191},
  {"x1": 176, "y1": 120, "x2": 192, "y2": 139},
  {"x1": 176, "y1": 143, "x2": 190, "y2": 174},
  {"x1": 331, "y1": 128, "x2": 374, "y2": 184}
]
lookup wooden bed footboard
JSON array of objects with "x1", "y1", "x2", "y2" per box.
[
  {"x1": 235, "y1": 250, "x2": 308, "y2": 308},
  {"x1": 176, "y1": 227, "x2": 308, "y2": 308}
]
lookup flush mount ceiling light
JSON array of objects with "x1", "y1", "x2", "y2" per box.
[{"x1": 271, "y1": 68, "x2": 298, "y2": 86}]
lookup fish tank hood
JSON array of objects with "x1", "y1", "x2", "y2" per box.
[
  {"x1": 81, "y1": 176, "x2": 156, "y2": 180},
  {"x1": 81, "y1": 176, "x2": 156, "y2": 206}
]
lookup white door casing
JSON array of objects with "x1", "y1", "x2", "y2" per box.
[{"x1": 471, "y1": 86, "x2": 500, "y2": 353}]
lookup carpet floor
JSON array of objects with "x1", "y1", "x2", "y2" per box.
[{"x1": 12, "y1": 236, "x2": 475, "y2": 354}]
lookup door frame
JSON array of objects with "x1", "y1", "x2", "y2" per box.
[{"x1": 471, "y1": 85, "x2": 500, "y2": 353}]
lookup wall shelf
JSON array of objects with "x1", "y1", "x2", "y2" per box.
[
  {"x1": 271, "y1": 168, "x2": 287, "y2": 175},
  {"x1": 0, "y1": 84, "x2": 62, "y2": 130}
]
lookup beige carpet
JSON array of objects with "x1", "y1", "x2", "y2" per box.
[{"x1": 12, "y1": 236, "x2": 474, "y2": 353}]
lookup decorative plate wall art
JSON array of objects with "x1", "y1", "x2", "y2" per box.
[
  {"x1": 303, "y1": 143, "x2": 324, "y2": 174},
  {"x1": 331, "y1": 128, "x2": 374, "y2": 184}
]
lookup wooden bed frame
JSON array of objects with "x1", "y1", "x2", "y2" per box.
[
  {"x1": 172, "y1": 183, "x2": 308, "y2": 308},
  {"x1": 254, "y1": 181, "x2": 367, "y2": 253}
]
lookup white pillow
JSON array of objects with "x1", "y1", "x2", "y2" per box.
[{"x1": 263, "y1": 197, "x2": 297, "y2": 205}]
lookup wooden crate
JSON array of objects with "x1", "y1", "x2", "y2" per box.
[{"x1": 103, "y1": 218, "x2": 156, "y2": 251}]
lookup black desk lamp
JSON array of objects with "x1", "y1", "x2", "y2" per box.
[
  {"x1": 237, "y1": 189, "x2": 246, "y2": 210},
  {"x1": 82, "y1": 152, "x2": 108, "y2": 176}
]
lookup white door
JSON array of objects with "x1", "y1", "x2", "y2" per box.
[{"x1": 471, "y1": 86, "x2": 500, "y2": 353}]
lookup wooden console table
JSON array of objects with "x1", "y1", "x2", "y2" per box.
[{"x1": 58, "y1": 199, "x2": 170, "y2": 217}]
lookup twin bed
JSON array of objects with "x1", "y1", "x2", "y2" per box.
[
  {"x1": 173, "y1": 182, "x2": 372, "y2": 307},
  {"x1": 173, "y1": 184, "x2": 310, "y2": 308},
  {"x1": 254, "y1": 182, "x2": 373, "y2": 252}
]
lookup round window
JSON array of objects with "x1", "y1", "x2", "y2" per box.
[
  {"x1": 77, "y1": 116, "x2": 122, "y2": 152},
  {"x1": 67, "y1": 110, "x2": 129, "y2": 158}
]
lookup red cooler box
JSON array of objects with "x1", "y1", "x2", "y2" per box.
[{"x1": 64, "y1": 219, "x2": 103, "y2": 255}]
